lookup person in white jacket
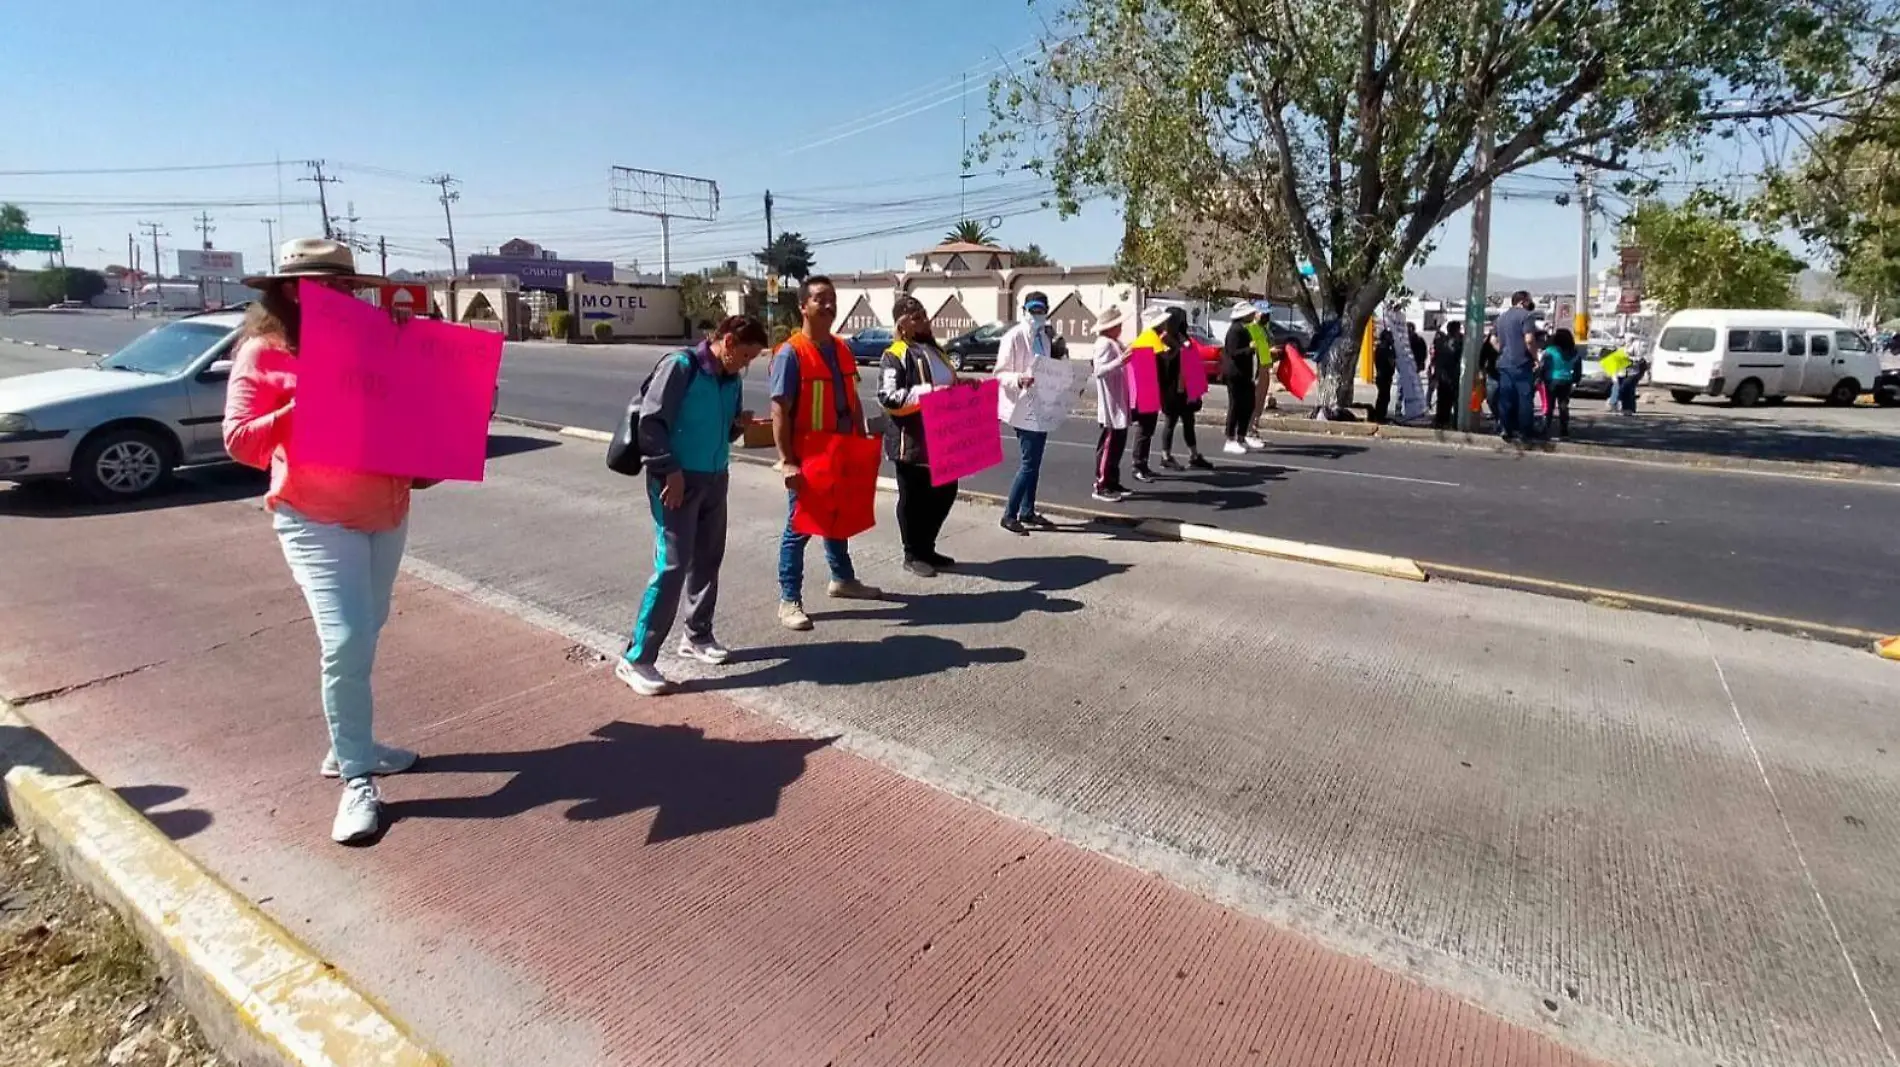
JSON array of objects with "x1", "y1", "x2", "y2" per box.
[
  {"x1": 1089, "y1": 306, "x2": 1133, "y2": 501},
  {"x1": 995, "y1": 290, "x2": 1060, "y2": 534}
]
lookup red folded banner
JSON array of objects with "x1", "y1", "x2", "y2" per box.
[
  {"x1": 792, "y1": 432, "x2": 883, "y2": 540},
  {"x1": 1275, "y1": 343, "x2": 1318, "y2": 400}
]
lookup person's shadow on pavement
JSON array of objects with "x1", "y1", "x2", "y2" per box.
[
  {"x1": 385, "y1": 721, "x2": 836, "y2": 844},
  {"x1": 819, "y1": 557, "x2": 1133, "y2": 628},
  {"x1": 695, "y1": 633, "x2": 1027, "y2": 690}
]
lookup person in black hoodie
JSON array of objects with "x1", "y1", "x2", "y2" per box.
[
  {"x1": 1157, "y1": 307, "x2": 1212, "y2": 470},
  {"x1": 1430, "y1": 320, "x2": 1465, "y2": 429},
  {"x1": 877, "y1": 295, "x2": 964, "y2": 577}
]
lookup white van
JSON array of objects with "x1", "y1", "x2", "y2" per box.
[{"x1": 1650, "y1": 309, "x2": 1879, "y2": 407}]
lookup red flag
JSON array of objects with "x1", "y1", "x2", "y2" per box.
[
  {"x1": 1275, "y1": 343, "x2": 1318, "y2": 400},
  {"x1": 792, "y1": 433, "x2": 883, "y2": 540}
]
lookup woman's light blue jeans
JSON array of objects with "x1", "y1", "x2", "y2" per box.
[{"x1": 272, "y1": 505, "x2": 407, "y2": 782}]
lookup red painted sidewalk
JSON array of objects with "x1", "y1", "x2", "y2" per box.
[{"x1": 0, "y1": 500, "x2": 1602, "y2": 1066}]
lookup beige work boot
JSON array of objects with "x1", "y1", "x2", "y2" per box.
[
  {"x1": 778, "y1": 600, "x2": 814, "y2": 631},
  {"x1": 826, "y1": 578, "x2": 883, "y2": 600}
]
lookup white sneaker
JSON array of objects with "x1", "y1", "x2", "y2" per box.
[
  {"x1": 1222, "y1": 440, "x2": 1247, "y2": 455},
  {"x1": 676, "y1": 636, "x2": 730, "y2": 665},
  {"x1": 331, "y1": 778, "x2": 382, "y2": 845},
  {"x1": 615, "y1": 658, "x2": 672, "y2": 696},
  {"x1": 1243, "y1": 436, "x2": 1266, "y2": 450},
  {"x1": 320, "y1": 743, "x2": 419, "y2": 779}
]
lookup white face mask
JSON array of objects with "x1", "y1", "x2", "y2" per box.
[{"x1": 1029, "y1": 312, "x2": 1048, "y2": 330}]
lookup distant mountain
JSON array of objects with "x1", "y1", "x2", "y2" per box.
[{"x1": 1403, "y1": 265, "x2": 1842, "y2": 304}]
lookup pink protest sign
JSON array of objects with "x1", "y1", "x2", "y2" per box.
[
  {"x1": 1183, "y1": 339, "x2": 1213, "y2": 402},
  {"x1": 1127, "y1": 345, "x2": 1162, "y2": 414},
  {"x1": 291, "y1": 280, "x2": 504, "y2": 482},
  {"x1": 920, "y1": 379, "x2": 1004, "y2": 486}
]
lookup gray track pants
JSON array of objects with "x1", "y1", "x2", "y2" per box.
[{"x1": 625, "y1": 470, "x2": 729, "y2": 664}]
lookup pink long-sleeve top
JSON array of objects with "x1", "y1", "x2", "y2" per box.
[{"x1": 221, "y1": 336, "x2": 411, "y2": 532}]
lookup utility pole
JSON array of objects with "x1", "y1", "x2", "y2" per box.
[
  {"x1": 54, "y1": 227, "x2": 67, "y2": 269},
  {"x1": 127, "y1": 233, "x2": 138, "y2": 318},
  {"x1": 426, "y1": 173, "x2": 460, "y2": 319},
  {"x1": 763, "y1": 190, "x2": 778, "y2": 320},
  {"x1": 1456, "y1": 119, "x2": 1493, "y2": 433},
  {"x1": 1574, "y1": 170, "x2": 1594, "y2": 341},
  {"x1": 336, "y1": 201, "x2": 361, "y2": 251},
  {"x1": 139, "y1": 221, "x2": 167, "y2": 315},
  {"x1": 300, "y1": 160, "x2": 341, "y2": 239},
  {"x1": 194, "y1": 212, "x2": 215, "y2": 309},
  {"x1": 262, "y1": 217, "x2": 276, "y2": 267},
  {"x1": 960, "y1": 69, "x2": 969, "y2": 221},
  {"x1": 378, "y1": 235, "x2": 388, "y2": 276}
]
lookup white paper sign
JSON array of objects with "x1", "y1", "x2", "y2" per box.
[{"x1": 1005, "y1": 358, "x2": 1084, "y2": 433}]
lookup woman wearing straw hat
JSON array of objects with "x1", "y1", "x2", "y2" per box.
[{"x1": 222, "y1": 238, "x2": 422, "y2": 846}]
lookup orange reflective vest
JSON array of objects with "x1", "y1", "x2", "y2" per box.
[{"x1": 787, "y1": 329, "x2": 864, "y2": 451}]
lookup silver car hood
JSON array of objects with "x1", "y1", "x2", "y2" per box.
[{"x1": 0, "y1": 367, "x2": 162, "y2": 412}]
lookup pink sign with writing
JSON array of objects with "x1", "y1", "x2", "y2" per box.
[
  {"x1": 920, "y1": 379, "x2": 1005, "y2": 486},
  {"x1": 1183, "y1": 339, "x2": 1213, "y2": 402},
  {"x1": 1127, "y1": 345, "x2": 1162, "y2": 413},
  {"x1": 291, "y1": 280, "x2": 504, "y2": 482}
]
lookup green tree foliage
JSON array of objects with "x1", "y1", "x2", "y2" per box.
[
  {"x1": 1012, "y1": 242, "x2": 1056, "y2": 267},
  {"x1": 0, "y1": 203, "x2": 28, "y2": 268},
  {"x1": 1759, "y1": 98, "x2": 1900, "y2": 312},
  {"x1": 755, "y1": 232, "x2": 814, "y2": 283},
  {"x1": 981, "y1": 0, "x2": 1895, "y2": 410},
  {"x1": 33, "y1": 267, "x2": 107, "y2": 306},
  {"x1": 1625, "y1": 194, "x2": 1804, "y2": 310},
  {"x1": 945, "y1": 219, "x2": 997, "y2": 245},
  {"x1": 679, "y1": 272, "x2": 730, "y2": 330}
]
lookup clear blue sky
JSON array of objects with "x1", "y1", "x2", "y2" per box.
[{"x1": 2, "y1": 0, "x2": 1757, "y2": 286}]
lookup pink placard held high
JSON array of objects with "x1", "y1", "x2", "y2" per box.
[
  {"x1": 920, "y1": 379, "x2": 1005, "y2": 486},
  {"x1": 291, "y1": 280, "x2": 504, "y2": 482}
]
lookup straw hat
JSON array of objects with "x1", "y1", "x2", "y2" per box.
[
  {"x1": 1229, "y1": 300, "x2": 1261, "y2": 320},
  {"x1": 243, "y1": 237, "x2": 388, "y2": 289},
  {"x1": 1095, "y1": 305, "x2": 1125, "y2": 332}
]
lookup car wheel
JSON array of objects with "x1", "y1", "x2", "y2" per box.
[
  {"x1": 1825, "y1": 379, "x2": 1860, "y2": 407},
  {"x1": 1729, "y1": 379, "x2": 1764, "y2": 408},
  {"x1": 947, "y1": 351, "x2": 966, "y2": 371},
  {"x1": 1670, "y1": 390, "x2": 1697, "y2": 404},
  {"x1": 72, "y1": 426, "x2": 174, "y2": 502}
]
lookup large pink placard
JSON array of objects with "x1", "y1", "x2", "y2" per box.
[
  {"x1": 919, "y1": 379, "x2": 1004, "y2": 486},
  {"x1": 1127, "y1": 345, "x2": 1162, "y2": 414},
  {"x1": 1183, "y1": 339, "x2": 1213, "y2": 402},
  {"x1": 291, "y1": 280, "x2": 504, "y2": 482}
]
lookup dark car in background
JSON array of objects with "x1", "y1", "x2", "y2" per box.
[
  {"x1": 846, "y1": 326, "x2": 894, "y2": 365},
  {"x1": 944, "y1": 323, "x2": 1006, "y2": 371}
]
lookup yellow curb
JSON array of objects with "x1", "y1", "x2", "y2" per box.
[
  {"x1": 0, "y1": 703, "x2": 446, "y2": 1067},
  {"x1": 1135, "y1": 519, "x2": 1429, "y2": 582},
  {"x1": 1424, "y1": 562, "x2": 1888, "y2": 648}
]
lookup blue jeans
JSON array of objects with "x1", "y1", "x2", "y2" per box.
[
  {"x1": 1495, "y1": 366, "x2": 1535, "y2": 439},
  {"x1": 272, "y1": 505, "x2": 408, "y2": 782},
  {"x1": 1005, "y1": 428, "x2": 1048, "y2": 520},
  {"x1": 779, "y1": 490, "x2": 855, "y2": 603}
]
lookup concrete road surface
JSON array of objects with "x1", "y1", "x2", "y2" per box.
[
  {"x1": 6, "y1": 329, "x2": 1900, "y2": 634},
  {"x1": 3, "y1": 433, "x2": 1897, "y2": 1066}
]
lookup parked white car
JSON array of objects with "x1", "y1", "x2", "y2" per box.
[
  {"x1": 1649, "y1": 308, "x2": 1878, "y2": 407},
  {"x1": 0, "y1": 311, "x2": 247, "y2": 500}
]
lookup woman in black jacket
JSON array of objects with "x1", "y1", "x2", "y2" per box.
[{"x1": 877, "y1": 295, "x2": 964, "y2": 577}]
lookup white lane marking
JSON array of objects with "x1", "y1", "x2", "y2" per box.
[
  {"x1": 1699, "y1": 625, "x2": 1899, "y2": 1066},
  {"x1": 1039, "y1": 436, "x2": 1462, "y2": 488}
]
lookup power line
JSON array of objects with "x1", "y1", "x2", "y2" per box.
[{"x1": 0, "y1": 161, "x2": 282, "y2": 177}]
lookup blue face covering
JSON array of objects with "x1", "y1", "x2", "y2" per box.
[{"x1": 1028, "y1": 312, "x2": 1048, "y2": 330}]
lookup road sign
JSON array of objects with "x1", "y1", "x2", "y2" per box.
[
  {"x1": 0, "y1": 231, "x2": 62, "y2": 253},
  {"x1": 1617, "y1": 247, "x2": 1644, "y2": 315},
  {"x1": 377, "y1": 283, "x2": 430, "y2": 316},
  {"x1": 177, "y1": 249, "x2": 245, "y2": 279}
]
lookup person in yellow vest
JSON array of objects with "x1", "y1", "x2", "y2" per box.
[{"x1": 769, "y1": 276, "x2": 883, "y2": 631}]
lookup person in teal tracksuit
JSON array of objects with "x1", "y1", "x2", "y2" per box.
[{"x1": 617, "y1": 315, "x2": 769, "y2": 697}]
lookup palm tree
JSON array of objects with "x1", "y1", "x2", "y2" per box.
[{"x1": 944, "y1": 219, "x2": 996, "y2": 245}]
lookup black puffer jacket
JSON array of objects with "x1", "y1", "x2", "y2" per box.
[{"x1": 877, "y1": 339, "x2": 953, "y2": 465}]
